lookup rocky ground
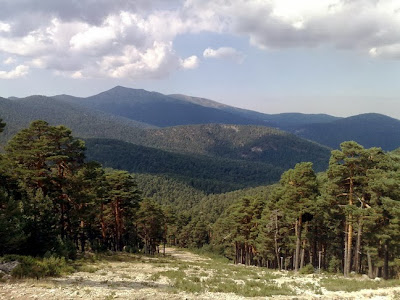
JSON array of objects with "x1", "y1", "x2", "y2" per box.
[{"x1": 1, "y1": 248, "x2": 400, "y2": 299}]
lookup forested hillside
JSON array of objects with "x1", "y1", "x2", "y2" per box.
[
  {"x1": 2, "y1": 118, "x2": 400, "y2": 280},
  {"x1": 293, "y1": 113, "x2": 400, "y2": 150},
  {"x1": 137, "y1": 124, "x2": 331, "y2": 171},
  {"x1": 3, "y1": 87, "x2": 400, "y2": 154},
  {"x1": 0, "y1": 96, "x2": 333, "y2": 192},
  {"x1": 55, "y1": 86, "x2": 275, "y2": 127},
  {"x1": 170, "y1": 94, "x2": 341, "y2": 129},
  {"x1": 85, "y1": 138, "x2": 283, "y2": 193},
  {"x1": 0, "y1": 95, "x2": 151, "y2": 147}
]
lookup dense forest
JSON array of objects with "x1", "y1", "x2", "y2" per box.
[{"x1": 1, "y1": 119, "x2": 400, "y2": 280}]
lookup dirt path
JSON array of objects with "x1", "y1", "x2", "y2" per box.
[
  {"x1": 165, "y1": 247, "x2": 211, "y2": 262},
  {"x1": 1, "y1": 249, "x2": 400, "y2": 300}
]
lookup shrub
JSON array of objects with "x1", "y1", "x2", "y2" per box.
[
  {"x1": 328, "y1": 256, "x2": 341, "y2": 273},
  {"x1": 1, "y1": 255, "x2": 72, "y2": 279},
  {"x1": 299, "y1": 264, "x2": 315, "y2": 274}
]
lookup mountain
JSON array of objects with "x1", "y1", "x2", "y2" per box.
[
  {"x1": 55, "y1": 86, "x2": 342, "y2": 129},
  {"x1": 83, "y1": 123, "x2": 331, "y2": 192},
  {"x1": 128, "y1": 124, "x2": 331, "y2": 172},
  {"x1": 84, "y1": 138, "x2": 285, "y2": 194},
  {"x1": 55, "y1": 86, "x2": 276, "y2": 127},
  {"x1": 0, "y1": 95, "x2": 152, "y2": 147},
  {"x1": 169, "y1": 94, "x2": 341, "y2": 129},
  {"x1": 0, "y1": 94, "x2": 332, "y2": 192},
  {"x1": 293, "y1": 113, "x2": 400, "y2": 150}
]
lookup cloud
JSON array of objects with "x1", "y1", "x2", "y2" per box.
[
  {"x1": 2, "y1": 0, "x2": 400, "y2": 81},
  {"x1": 203, "y1": 47, "x2": 244, "y2": 63},
  {"x1": 0, "y1": 65, "x2": 29, "y2": 79},
  {"x1": 369, "y1": 44, "x2": 400, "y2": 59},
  {"x1": 185, "y1": 0, "x2": 400, "y2": 56},
  {"x1": 0, "y1": 22, "x2": 10, "y2": 33},
  {"x1": 0, "y1": 8, "x2": 195, "y2": 80},
  {"x1": 3, "y1": 57, "x2": 15, "y2": 65},
  {"x1": 181, "y1": 55, "x2": 199, "y2": 69}
]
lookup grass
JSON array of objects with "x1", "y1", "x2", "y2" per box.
[
  {"x1": 150, "y1": 252, "x2": 293, "y2": 297},
  {"x1": 1, "y1": 255, "x2": 74, "y2": 279},
  {"x1": 76, "y1": 265, "x2": 99, "y2": 273},
  {"x1": 320, "y1": 277, "x2": 400, "y2": 292},
  {"x1": 5, "y1": 248, "x2": 400, "y2": 298}
]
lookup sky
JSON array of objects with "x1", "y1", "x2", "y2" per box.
[{"x1": 1, "y1": 0, "x2": 400, "y2": 118}]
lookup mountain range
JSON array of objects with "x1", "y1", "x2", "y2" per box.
[{"x1": 1, "y1": 86, "x2": 400, "y2": 192}]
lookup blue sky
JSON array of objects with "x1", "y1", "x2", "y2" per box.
[{"x1": 1, "y1": 0, "x2": 400, "y2": 118}]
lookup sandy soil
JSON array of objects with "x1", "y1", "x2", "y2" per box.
[{"x1": 1, "y1": 248, "x2": 400, "y2": 300}]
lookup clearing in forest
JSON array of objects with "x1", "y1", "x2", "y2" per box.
[{"x1": 1, "y1": 248, "x2": 400, "y2": 299}]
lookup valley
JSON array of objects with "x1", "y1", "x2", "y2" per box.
[{"x1": 1, "y1": 86, "x2": 400, "y2": 293}]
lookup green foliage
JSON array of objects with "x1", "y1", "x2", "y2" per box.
[
  {"x1": 328, "y1": 256, "x2": 341, "y2": 273},
  {"x1": 298, "y1": 264, "x2": 315, "y2": 274},
  {"x1": 85, "y1": 138, "x2": 284, "y2": 194},
  {"x1": 320, "y1": 277, "x2": 400, "y2": 292},
  {"x1": 1, "y1": 255, "x2": 73, "y2": 279},
  {"x1": 136, "y1": 198, "x2": 165, "y2": 254}
]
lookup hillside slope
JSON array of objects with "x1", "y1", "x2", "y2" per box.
[
  {"x1": 132, "y1": 124, "x2": 331, "y2": 172},
  {"x1": 85, "y1": 138, "x2": 285, "y2": 193},
  {"x1": 55, "y1": 86, "x2": 275, "y2": 127},
  {"x1": 0, "y1": 95, "x2": 152, "y2": 147},
  {"x1": 169, "y1": 94, "x2": 341, "y2": 129},
  {"x1": 294, "y1": 113, "x2": 400, "y2": 150}
]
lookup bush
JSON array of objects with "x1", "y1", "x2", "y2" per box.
[
  {"x1": 328, "y1": 256, "x2": 341, "y2": 273},
  {"x1": 299, "y1": 264, "x2": 315, "y2": 274},
  {"x1": 2, "y1": 255, "x2": 73, "y2": 279}
]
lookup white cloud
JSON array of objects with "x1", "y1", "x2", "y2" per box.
[
  {"x1": 0, "y1": 65, "x2": 29, "y2": 79},
  {"x1": 185, "y1": 0, "x2": 400, "y2": 56},
  {"x1": 369, "y1": 44, "x2": 400, "y2": 59},
  {"x1": 0, "y1": 22, "x2": 10, "y2": 32},
  {"x1": 0, "y1": 10, "x2": 197, "y2": 79},
  {"x1": 203, "y1": 47, "x2": 244, "y2": 63},
  {"x1": 3, "y1": 57, "x2": 15, "y2": 65},
  {"x1": 2, "y1": 0, "x2": 400, "y2": 81},
  {"x1": 181, "y1": 55, "x2": 199, "y2": 69}
]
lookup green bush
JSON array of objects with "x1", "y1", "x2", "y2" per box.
[
  {"x1": 1, "y1": 255, "x2": 73, "y2": 279},
  {"x1": 328, "y1": 256, "x2": 341, "y2": 273},
  {"x1": 299, "y1": 264, "x2": 315, "y2": 274}
]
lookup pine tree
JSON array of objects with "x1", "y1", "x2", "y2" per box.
[
  {"x1": 275, "y1": 162, "x2": 318, "y2": 271},
  {"x1": 4, "y1": 120, "x2": 86, "y2": 253},
  {"x1": 136, "y1": 198, "x2": 165, "y2": 254},
  {"x1": 105, "y1": 170, "x2": 141, "y2": 251}
]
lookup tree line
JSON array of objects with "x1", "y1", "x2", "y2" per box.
[
  {"x1": 210, "y1": 142, "x2": 400, "y2": 279},
  {"x1": 0, "y1": 120, "x2": 165, "y2": 257},
  {"x1": 2, "y1": 119, "x2": 400, "y2": 280}
]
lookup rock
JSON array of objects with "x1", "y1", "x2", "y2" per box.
[
  {"x1": 361, "y1": 274, "x2": 369, "y2": 280},
  {"x1": 374, "y1": 277, "x2": 382, "y2": 281},
  {"x1": 0, "y1": 261, "x2": 20, "y2": 274},
  {"x1": 0, "y1": 270, "x2": 12, "y2": 281}
]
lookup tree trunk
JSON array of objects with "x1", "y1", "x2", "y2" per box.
[
  {"x1": 300, "y1": 242, "x2": 306, "y2": 269},
  {"x1": 367, "y1": 250, "x2": 374, "y2": 279},
  {"x1": 295, "y1": 217, "x2": 302, "y2": 272},
  {"x1": 61, "y1": 203, "x2": 65, "y2": 240},
  {"x1": 383, "y1": 241, "x2": 389, "y2": 280},
  {"x1": 80, "y1": 219, "x2": 85, "y2": 252},
  {"x1": 274, "y1": 212, "x2": 280, "y2": 270},
  {"x1": 344, "y1": 221, "x2": 349, "y2": 277},
  {"x1": 100, "y1": 203, "x2": 106, "y2": 243},
  {"x1": 355, "y1": 219, "x2": 363, "y2": 273}
]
